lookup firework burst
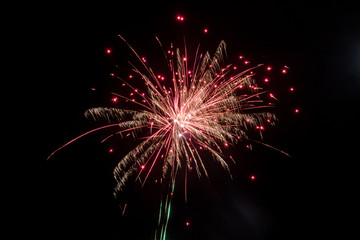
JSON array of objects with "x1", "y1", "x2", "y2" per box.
[{"x1": 48, "y1": 32, "x2": 288, "y2": 239}]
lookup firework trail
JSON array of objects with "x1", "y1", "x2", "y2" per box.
[{"x1": 48, "y1": 30, "x2": 289, "y2": 239}]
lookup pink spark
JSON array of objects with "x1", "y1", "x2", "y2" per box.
[
  {"x1": 282, "y1": 69, "x2": 287, "y2": 74},
  {"x1": 244, "y1": 60, "x2": 249, "y2": 64},
  {"x1": 250, "y1": 175, "x2": 256, "y2": 180},
  {"x1": 267, "y1": 66, "x2": 272, "y2": 71},
  {"x1": 204, "y1": 28, "x2": 208, "y2": 33},
  {"x1": 112, "y1": 97, "x2": 118, "y2": 102},
  {"x1": 264, "y1": 78, "x2": 269, "y2": 82},
  {"x1": 141, "y1": 165, "x2": 145, "y2": 169},
  {"x1": 109, "y1": 148, "x2": 113, "y2": 153},
  {"x1": 239, "y1": 55, "x2": 243, "y2": 59},
  {"x1": 294, "y1": 108, "x2": 300, "y2": 113},
  {"x1": 177, "y1": 15, "x2": 184, "y2": 21},
  {"x1": 290, "y1": 87, "x2": 294, "y2": 92},
  {"x1": 185, "y1": 221, "x2": 190, "y2": 227},
  {"x1": 106, "y1": 48, "x2": 111, "y2": 54}
]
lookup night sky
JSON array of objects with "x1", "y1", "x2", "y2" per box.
[{"x1": 14, "y1": 1, "x2": 359, "y2": 239}]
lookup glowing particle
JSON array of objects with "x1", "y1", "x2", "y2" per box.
[
  {"x1": 106, "y1": 48, "x2": 111, "y2": 54},
  {"x1": 294, "y1": 108, "x2": 300, "y2": 113},
  {"x1": 244, "y1": 60, "x2": 249, "y2": 64},
  {"x1": 282, "y1": 69, "x2": 287, "y2": 74},
  {"x1": 178, "y1": 133, "x2": 182, "y2": 137},
  {"x1": 177, "y1": 15, "x2": 184, "y2": 21},
  {"x1": 233, "y1": 66, "x2": 237, "y2": 70},
  {"x1": 183, "y1": 57, "x2": 187, "y2": 61},
  {"x1": 267, "y1": 66, "x2": 272, "y2": 71},
  {"x1": 109, "y1": 148, "x2": 113, "y2": 153},
  {"x1": 264, "y1": 78, "x2": 269, "y2": 82},
  {"x1": 290, "y1": 87, "x2": 294, "y2": 92},
  {"x1": 204, "y1": 28, "x2": 208, "y2": 33},
  {"x1": 250, "y1": 175, "x2": 256, "y2": 180},
  {"x1": 129, "y1": 74, "x2": 133, "y2": 79},
  {"x1": 185, "y1": 221, "x2": 190, "y2": 227},
  {"x1": 111, "y1": 97, "x2": 118, "y2": 102},
  {"x1": 91, "y1": 88, "x2": 96, "y2": 91},
  {"x1": 224, "y1": 143, "x2": 228, "y2": 147},
  {"x1": 110, "y1": 73, "x2": 115, "y2": 76},
  {"x1": 141, "y1": 165, "x2": 145, "y2": 169},
  {"x1": 239, "y1": 55, "x2": 243, "y2": 59}
]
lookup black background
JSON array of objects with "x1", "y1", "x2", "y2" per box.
[{"x1": 10, "y1": 1, "x2": 359, "y2": 239}]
